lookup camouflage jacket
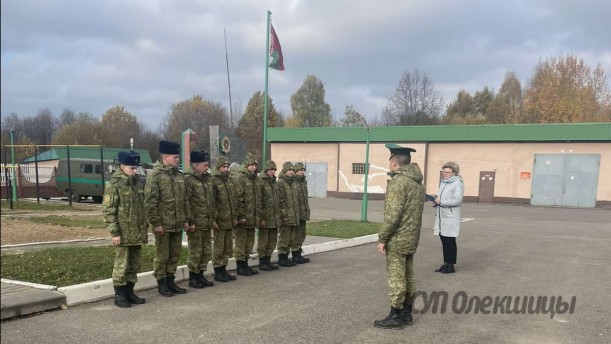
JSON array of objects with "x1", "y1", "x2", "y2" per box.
[
  {"x1": 211, "y1": 168, "x2": 238, "y2": 229},
  {"x1": 277, "y1": 172, "x2": 300, "y2": 227},
  {"x1": 103, "y1": 169, "x2": 147, "y2": 246},
  {"x1": 233, "y1": 169, "x2": 262, "y2": 228},
  {"x1": 144, "y1": 161, "x2": 187, "y2": 232},
  {"x1": 258, "y1": 171, "x2": 281, "y2": 229},
  {"x1": 378, "y1": 163, "x2": 425, "y2": 255},
  {"x1": 185, "y1": 171, "x2": 216, "y2": 230},
  {"x1": 295, "y1": 175, "x2": 311, "y2": 221}
]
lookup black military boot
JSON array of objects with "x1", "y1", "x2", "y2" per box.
[
  {"x1": 373, "y1": 307, "x2": 404, "y2": 330},
  {"x1": 246, "y1": 261, "x2": 259, "y2": 275},
  {"x1": 236, "y1": 261, "x2": 252, "y2": 276},
  {"x1": 189, "y1": 271, "x2": 205, "y2": 288},
  {"x1": 166, "y1": 275, "x2": 187, "y2": 294},
  {"x1": 114, "y1": 286, "x2": 131, "y2": 308},
  {"x1": 222, "y1": 265, "x2": 237, "y2": 280},
  {"x1": 435, "y1": 263, "x2": 448, "y2": 272},
  {"x1": 400, "y1": 303, "x2": 413, "y2": 325},
  {"x1": 300, "y1": 249, "x2": 311, "y2": 263},
  {"x1": 199, "y1": 271, "x2": 214, "y2": 287},
  {"x1": 259, "y1": 256, "x2": 273, "y2": 271},
  {"x1": 157, "y1": 278, "x2": 173, "y2": 297},
  {"x1": 125, "y1": 282, "x2": 145, "y2": 304},
  {"x1": 291, "y1": 250, "x2": 307, "y2": 264},
  {"x1": 278, "y1": 253, "x2": 293, "y2": 267},
  {"x1": 441, "y1": 263, "x2": 455, "y2": 274},
  {"x1": 214, "y1": 267, "x2": 230, "y2": 282},
  {"x1": 267, "y1": 256, "x2": 280, "y2": 270}
]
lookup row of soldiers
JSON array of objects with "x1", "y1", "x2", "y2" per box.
[{"x1": 103, "y1": 140, "x2": 311, "y2": 308}]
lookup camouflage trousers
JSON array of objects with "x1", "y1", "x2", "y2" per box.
[
  {"x1": 277, "y1": 225, "x2": 299, "y2": 254},
  {"x1": 212, "y1": 228, "x2": 234, "y2": 267},
  {"x1": 112, "y1": 245, "x2": 142, "y2": 286},
  {"x1": 187, "y1": 230, "x2": 212, "y2": 273},
  {"x1": 297, "y1": 220, "x2": 307, "y2": 248},
  {"x1": 234, "y1": 227, "x2": 256, "y2": 261},
  {"x1": 257, "y1": 228, "x2": 278, "y2": 257},
  {"x1": 153, "y1": 231, "x2": 183, "y2": 280},
  {"x1": 386, "y1": 250, "x2": 415, "y2": 308}
]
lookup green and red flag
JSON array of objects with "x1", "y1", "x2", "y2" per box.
[{"x1": 269, "y1": 24, "x2": 284, "y2": 71}]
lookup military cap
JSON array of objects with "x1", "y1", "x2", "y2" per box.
[
  {"x1": 159, "y1": 140, "x2": 180, "y2": 154},
  {"x1": 385, "y1": 143, "x2": 416, "y2": 160},
  {"x1": 263, "y1": 160, "x2": 277, "y2": 172},
  {"x1": 117, "y1": 150, "x2": 141, "y2": 166},
  {"x1": 281, "y1": 161, "x2": 295, "y2": 173},
  {"x1": 190, "y1": 150, "x2": 209, "y2": 163},
  {"x1": 294, "y1": 162, "x2": 306, "y2": 171},
  {"x1": 242, "y1": 153, "x2": 259, "y2": 167},
  {"x1": 216, "y1": 156, "x2": 230, "y2": 169}
]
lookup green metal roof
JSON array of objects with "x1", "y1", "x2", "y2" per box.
[
  {"x1": 22, "y1": 147, "x2": 153, "y2": 164},
  {"x1": 267, "y1": 123, "x2": 611, "y2": 142}
]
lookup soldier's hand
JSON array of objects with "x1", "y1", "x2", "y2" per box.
[
  {"x1": 377, "y1": 242, "x2": 386, "y2": 254},
  {"x1": 212, "y1": 222, "x2": 219, "y2": 230},
  {"x1": 184, "y1": 223, "x2": 190, "y2": 232},
  {"x1": 238, "y1": 218, "x2": 246, "y2": 224},
  {"x1": 259, "y1": 220, "x2": 266, "y2": 229},
  {"x1": 153, "y1": 226, "x2": 164, "y2": 236},
  {"x1": 112, "y1": 236, "x2": 121, "y2": 245}
]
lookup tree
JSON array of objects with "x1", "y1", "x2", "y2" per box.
[
  {"x1": 26, "y1": 108, "x2": 58, "y2": 145},
  {"x1": 488, "y1": 72, "x2": 524, "y2": 124},
  {"x1": 99, "y1": 105, "x2": 141, "y2": 148},
  {"x1": 161, "y1": 95, "x2": 230, "y2": 152},
  {"x1": 237, "y1": 91, "x2": 282, "y2": 158},
  {"x1": 339, "y1": 105, "x2": 364, "y2": 127},
  {"x1": 473, "y1": 87, "x2": 494, "y2": 118},
  {"x1": 443, "y1": 90, "x2": 474, "y2": 124},
  {"x1": 290, "y1": 74, "x2": 332, "y2": 127},
  {"x1": 524, "y1": 54, "x2": 611, "y2": 123},
  {"x1": 386, "y1": 68, "x2": 443, "y2": 125},
  {"x1": 52, "y1": 113, "x2": 102, "y2": 145},
  {"x1": 59, "y1": 108, "x2": 77, "y2": 127}
]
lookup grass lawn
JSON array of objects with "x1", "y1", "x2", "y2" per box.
[
  {"x1": 0, "y1": 200, "x2": 94, "y2": 212},
  {"x1": 1, "y1": 245, "x2": 188, "y2": 287},
  {"x1": 307, "y1": 220, "x2": 380, "y2": 238},
  {"x1": 29, "y1": 215, "x2": 105, "y2": 228}
]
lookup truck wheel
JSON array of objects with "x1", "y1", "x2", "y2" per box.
[{"x1": 92, "y1": 196, "x2": 103, "y2": 203}]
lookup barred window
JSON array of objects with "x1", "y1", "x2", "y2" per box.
[{"x1": 352, "y1": 163, "x2": 367, "y2": 175}]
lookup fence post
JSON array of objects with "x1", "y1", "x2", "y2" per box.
[
  {"x1": 67, "y1": 145, "x2": 73, "y2": 206},
  {"x1": 34, "y1": 145, "x2": 40, "y2": 203}
]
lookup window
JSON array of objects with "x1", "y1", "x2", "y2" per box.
[
  {"x1": 80, "y1": 164, "x2": 93, "y2": 173},
  {"x1": 352, "y1": 163, "x2": 367, "y2": 175},
  {"x1": 95, "y1": 165, "x2": 102, "y2": 174}
]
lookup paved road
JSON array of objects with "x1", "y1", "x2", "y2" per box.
[{"x1": 1, "y1": 201, "x2": 610, "y2": 343}]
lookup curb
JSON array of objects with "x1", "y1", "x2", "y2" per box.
[{"x1": 58, "y1": 234, "x2": 379, "y2": 306}]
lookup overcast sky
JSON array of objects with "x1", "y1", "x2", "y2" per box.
[{"x1": 2, "y1": 0, "x2": 610, "y2": 130}]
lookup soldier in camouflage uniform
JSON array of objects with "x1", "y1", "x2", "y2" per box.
[
  {"x1": 257, "y1": 160, "x2": 281, "y2": 271},
  {"x1": 374, "y1": 143, "x2": 425, "y2": 330},
  {"x1": 145, "y1": 140, "x2": 189, "y2": 297},
  {"x1": 276, "y1": 162, "x2": 300, "y2": 267},
  {"x1": 233, "y1": 153, "x2": 262, "y2": 276},
  {"x1": 292, "y1": 162, "x2": 311, "y2": 264},
  {"x1": 103, "y1": 150, "x2": 147, "y2": 308},
  {"x1": 210, "y1": 156, "x2": 238, "y2": 282},
  {"x1": 184, "y1": 151, "x2": 216, "y2": 289}
]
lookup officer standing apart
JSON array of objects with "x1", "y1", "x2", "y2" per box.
[
  {"x1": 257, "y1": 160, "x2": 281, "y2": 271},
  {"x1": 293, "y1": 162, "x2": 311, "y2": 264},
  {"x1": 184, "y1": 150, "x2": 217, "y2": 289},
  {"x1": 145, "y1": 140, "x2": 189, "y2": 297},
  {"x1": 234, "y1": 153, "x2": 262, "y2": 276},
  {"x1": 374, "y1": 143, "x2": 425, "y2": 330},
  {"x1": 277, "y1": 162, "x2": 300, "y2": 267},
  {"x1": 103, "y1": 150, "x2": 147, "y2": 308},
  {"x1": 210, "y1": 156, "x2": 238, "y2": 282}
]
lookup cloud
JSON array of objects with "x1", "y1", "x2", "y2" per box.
[{"x1": 2, "y1": 0, "x2": 610, "y2": 129}]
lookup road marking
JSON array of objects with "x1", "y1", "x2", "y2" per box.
[{"x1": 461, "y1": 218, "x2": 475, "y2": 222}]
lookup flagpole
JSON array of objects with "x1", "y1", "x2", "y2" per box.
[
  {"x1": 262, "y1": 10, "x2": 271, "y2": 164},
  {"x1": 224, "y1": 28, "x2": 234, "y2": 127}
]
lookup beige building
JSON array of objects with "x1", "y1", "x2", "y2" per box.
[{"x1": 269, "y1": 123, "x2": 611, "y2": 208}]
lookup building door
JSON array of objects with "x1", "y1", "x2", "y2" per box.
[
  {"x1": 531, "y1": 154, "x2": 600, "y2": 207},
  {"x1": 478, "y1": 171, "x2": 495, "y2": 203},
  {"x1": 304, "y1": 162, "x2": 327, "y2": 198}
]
